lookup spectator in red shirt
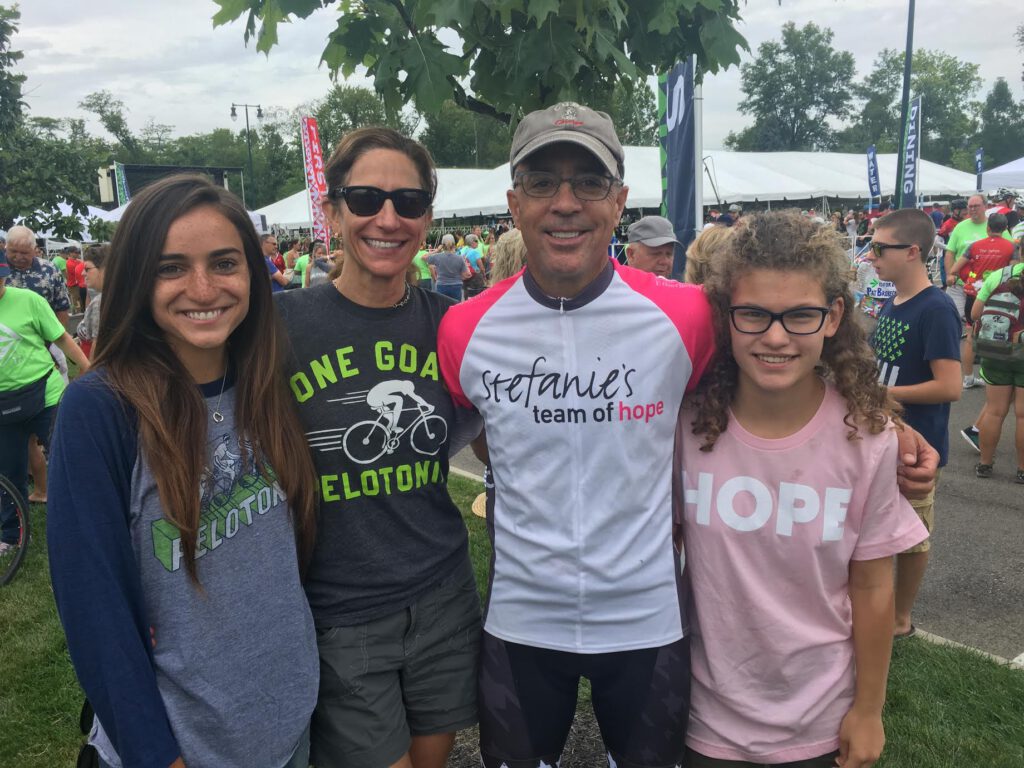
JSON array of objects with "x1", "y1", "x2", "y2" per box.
[
  {"x1": 938, "y1": 199, "x2": 968, "y2": 240},
  {"x1": 949, "y1": 213, "x2": 1017, "y2": 300},
  {"x1": 65, "y1": 246, "x2": 85, "y2": 313}
]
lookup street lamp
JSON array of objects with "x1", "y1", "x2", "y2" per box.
[{"x1": 231, "y1": 102, "x2": 263, "y2": 207}]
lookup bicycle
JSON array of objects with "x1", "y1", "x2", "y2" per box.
[
  {"x1": 343, "y1": 404, "x2": 448, "y2": 465},
  {"x1": 0, "y1": 472, "x2": 30, "y2": 585}
]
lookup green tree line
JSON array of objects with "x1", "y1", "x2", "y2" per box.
[{"x1": 726, "y1": 21, "x2": 1023, "y2": 174}]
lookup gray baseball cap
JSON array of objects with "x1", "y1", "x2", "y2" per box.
[
  {"x1": 509, "y1": 102, "x2": 624, "y2": 179},
  {"x1": 728, "y1": 203, "x2": 742, "y2": 213},
  {"x1": 627, "y1": 216, "x2": 681, "y2": 247}
]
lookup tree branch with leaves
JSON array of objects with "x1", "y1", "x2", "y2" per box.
[{"x1": 212, "y1": 0, "x2": 747, "y2": 124}]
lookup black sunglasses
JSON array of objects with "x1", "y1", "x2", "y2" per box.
[
  {"x1": 869, "y1": 241, "x2": 914, "y2": 258},
  {"x1": 328, "y1": 186, "x2": 432, "y2": 219}
]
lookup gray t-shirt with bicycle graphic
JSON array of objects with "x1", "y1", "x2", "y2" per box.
[{"x1": 276, "y1": 282, "x2": 471, "y2": 627}]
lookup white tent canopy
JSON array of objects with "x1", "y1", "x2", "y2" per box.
[
  {"x1": 982, "y1": 157, "x2": 1024, "y2": 189},
  {"x1": 254, "y1": 149, "x2": 981, "y2": 227}
]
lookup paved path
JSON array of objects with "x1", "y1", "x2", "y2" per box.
[{"x1": 452, "y1": 382, "x2": 1023, "y2": 662}]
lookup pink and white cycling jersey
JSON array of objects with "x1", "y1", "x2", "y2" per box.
[{"x1": 438, "y1": 260, "x2": 714, "y2": 653}]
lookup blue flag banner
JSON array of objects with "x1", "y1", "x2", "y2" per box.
[
  {"x1": 659, "y1": 60, "x2": 697, "y2": 272},
  {"x1": 975, "y1": 148, "x2": 984, "y2": 191},
  {"x1": 866, "y1": 145, "x2": 881, "y2": 198},
  {"x1": 899, "y1": 96, "x2": 922, "y2": 208}
]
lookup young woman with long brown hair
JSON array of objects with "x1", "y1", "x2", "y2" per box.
[{"x1": 48, "y1": 174, "x2": 320, "y2": 768}]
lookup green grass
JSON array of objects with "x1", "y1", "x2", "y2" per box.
[{"x1": 3, "y1": 475, "x2": 1022, "y2": 767}]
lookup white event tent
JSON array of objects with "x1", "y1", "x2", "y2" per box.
[
  {"x1": 254, "y1": 148, "x2": 980, "y2": 228},
  {"x1": 981, "y1": 157, "x2": 1024, "y2": 189}
]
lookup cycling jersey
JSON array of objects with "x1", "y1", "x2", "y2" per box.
[{"x1": 438, "y1": 260, "x2": 714, "y2": 653}]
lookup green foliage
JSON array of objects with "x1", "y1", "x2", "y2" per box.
[
  {"x1": 724, "y1": 22, "x2": 855, "y2": 151},
  {"x1": 0, "y1": 4, "x2": 25, "y2": 134},
  {"x1": 420, "y1": 100, "x2": 512, "y2": 168},
  {"x1": 1017, "y1": 24, "x2": 1024, "y2": 89},
  {"x1": 309, "y1": 84, "x2": 420, "y2": 153},
  {"x1": 79, "y1": 90, "x2": 144, "y2": 161},
  {"x1": 87, "y1": 217, "x2": 117, "y2": 243},
  {"x1": 0, "y1": 118, "x2": 102, "y2": 236},
  {"x1": 836, "y1": 49, "x2": 982, "y2": 169},
  {"x1": 975, "y1": 78, "x2": 1024, "y2": 169},
  {"x1": 0, "y1": 6, "x2": 96, "y2": 236},
  {"x1": 211, "y1": 0, "x2": 748, "y2": 124},
  {"x1": 595, "y1": 78, "x2": 659, "y2": 147}
]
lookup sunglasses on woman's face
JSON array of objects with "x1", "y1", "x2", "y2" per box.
[{"x1": 328, "y1": 186, "x2": 432, "y2": 219}]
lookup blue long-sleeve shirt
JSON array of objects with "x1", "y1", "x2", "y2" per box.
[{"x1": 48, "y1": 372, "x2": 317, "y2": 767}]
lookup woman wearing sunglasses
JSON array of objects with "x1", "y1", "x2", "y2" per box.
[{"x1": 275, "y1": 127, "x2": 481, "y2": 768}]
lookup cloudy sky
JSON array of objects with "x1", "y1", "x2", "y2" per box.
[{"x1": 17, "y1": 0, "x2": 1022, "y2": 152}]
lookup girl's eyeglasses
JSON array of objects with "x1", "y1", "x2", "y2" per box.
[
  {"x1": 327, "y1": 186, "x2": 432, "y2": 219},
  {"x1": 729, "y1": 305, "x2": 832, "y2": 335}
]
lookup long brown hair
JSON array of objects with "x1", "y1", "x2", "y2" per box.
[
  {"x1": 691, "y1": 209, "x2": 899, "y2": 451},
  {"x1": 94, "y1": 173, "x2": 318, "y2": 583}
]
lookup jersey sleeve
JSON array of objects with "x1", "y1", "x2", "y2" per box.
[
  {"x1": 437, "y1": 276, "x2": 518, "y2": 409},
  {"x1": 48, "y1": 375, "x2": 181, "y2": 768},
  {"x1": 851, "y1": 428, "x2": 928, "y2": 560},
  {"x1": 681, "y1": 287, "x2": 717, "y2": 393}
]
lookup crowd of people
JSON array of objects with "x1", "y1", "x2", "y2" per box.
[{"x1": 0, "y1": 97, "x2": 1018, "y2": 768}]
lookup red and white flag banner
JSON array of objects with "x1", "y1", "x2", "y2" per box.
[{"x1": 300, "y1": 116, "x2": 330, "y2": 244}]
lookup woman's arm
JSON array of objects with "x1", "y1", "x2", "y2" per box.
[
  {"x1": 837, "y1": 556, "x2": 894, "y2": 767},
  {"x1": 49, "y1": 380, "x2": 182, "y2": 768},
  {"x1": 53, "y1": 331, "x2": 90, "y2": 373},
  {"x1": 971, "y1": 295, "x2": 986, "y2": 322}
]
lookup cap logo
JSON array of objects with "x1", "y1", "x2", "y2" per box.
[{"x1": 554, "y1": 102, "x2": 583, "y2": 127}]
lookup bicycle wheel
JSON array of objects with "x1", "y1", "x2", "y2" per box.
[
  {"x1": 409, "y1": 414, "x2": 448, "y2": 457},
  {"x1": 0, "y1": 474, "x2": 30, "y2": 586},
  {"x1": 343, "y1": 420, "x2": 390, "y2": 465}
]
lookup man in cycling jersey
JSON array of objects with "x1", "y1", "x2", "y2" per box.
[{"x1": 437, "y1": 102, "x2": 938, "y2": 768}]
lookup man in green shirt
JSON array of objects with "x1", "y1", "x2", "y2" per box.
[
  {"x1": 944, "y1": 194, "x2": 1015, "y2": 389},
  {"x1": 413, "y1": 240, "x2": 434, "y2": 291},
  {"x1": 0, "y1": 259, "x2": 90, "y2": 546},
  {"x1": 294, "y1": 250, "x2": 310, "y2": 288},
  {"x1": 51, "y1": 249, "x2": 68, "y2": 283}
]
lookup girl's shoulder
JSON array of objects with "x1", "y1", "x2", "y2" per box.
[{"x1": 63, "y1": 370, "x2": 138, "y2": 432}]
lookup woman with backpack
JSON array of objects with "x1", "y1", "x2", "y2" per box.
[{"x1": 970, "y1": 261, "x2": 1024, "y2": 482}]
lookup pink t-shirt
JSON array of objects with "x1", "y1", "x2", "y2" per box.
[{"x1": 674, "y1": 385, "x2": 927, "y2": 763}]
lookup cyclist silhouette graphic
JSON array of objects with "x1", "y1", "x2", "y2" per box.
[
  {"x1": 367, "y1": 380, "x2": 433, "y2": 436},
  {"x1": 342, "y1": 380, "x2": 447, "y2": 464}
]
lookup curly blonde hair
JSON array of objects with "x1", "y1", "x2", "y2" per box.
[
  {"x1": 690, "y1": 209, "x2": 899, "y2": 451},
  {"x1": 684, "y1": 225, "x2": 734, "y2": 285}
]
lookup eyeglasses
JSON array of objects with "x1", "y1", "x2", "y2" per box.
[
  {"x1": 513, "y1": 171, "x2": 620, "y2": 201},
  {"x1": 328, "y1": 186, "x2": 432, "y2": 218},
  {"x1": 729, "y1": 305, "x2": 833, "y2": 335},
  {"x1": 869, "y1": 241, "x2": 914, "y2": 258}
]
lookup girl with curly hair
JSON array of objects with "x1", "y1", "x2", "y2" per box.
[{"x1": 674, "y1": 210, "x2": 928, "y2": 768}]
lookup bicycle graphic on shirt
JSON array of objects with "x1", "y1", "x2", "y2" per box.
[{"x1": 341, "y1": 380, "x2": 448, "y2": 465}]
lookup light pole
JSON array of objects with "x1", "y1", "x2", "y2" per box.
[{"x1": 231, "y1": 102, "x2": 263, "y2": 207}]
